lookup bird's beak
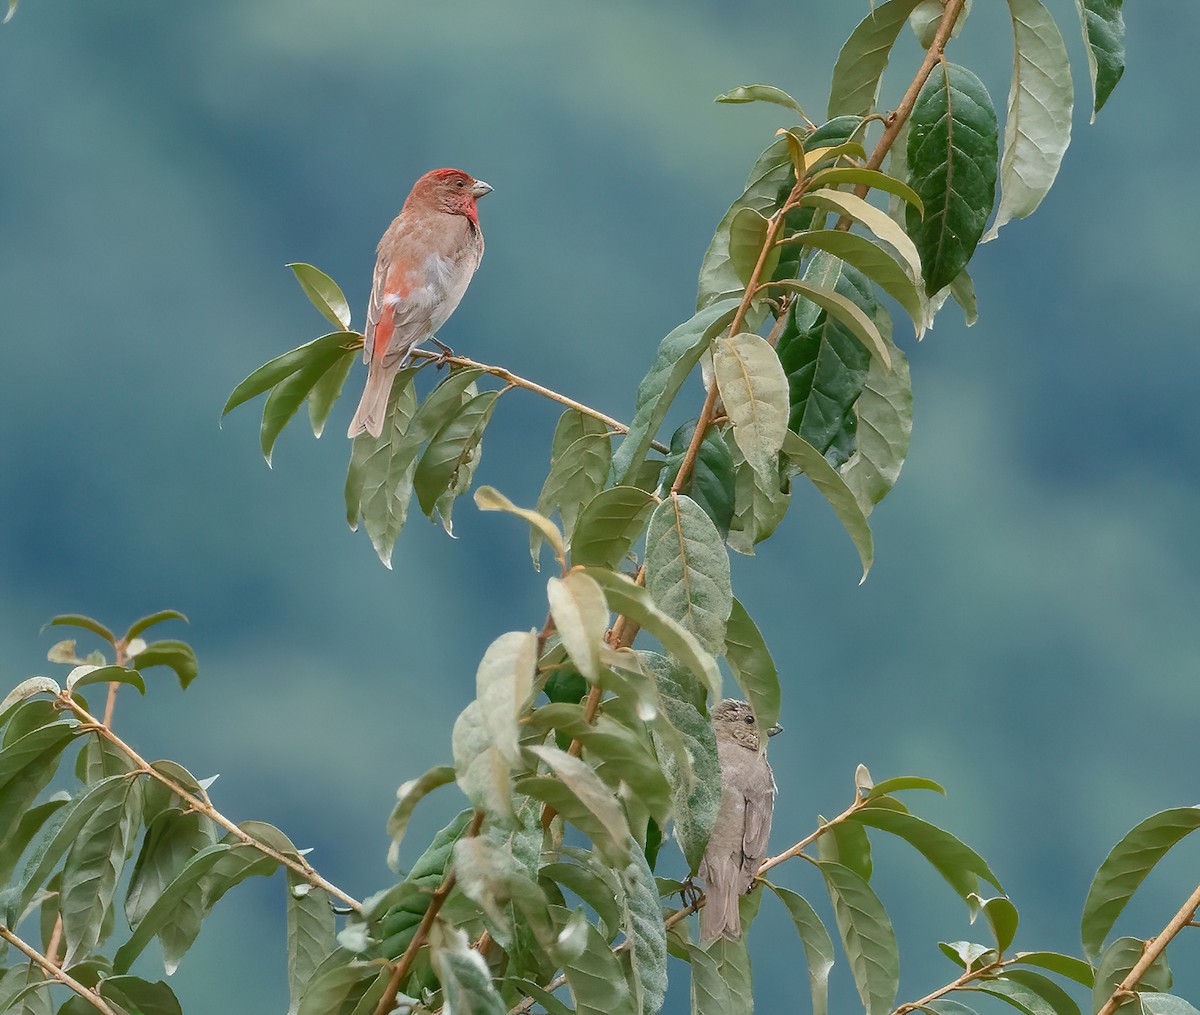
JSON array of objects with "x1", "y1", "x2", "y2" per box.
[
  {"x1": 767, "y1": 722, "x2": 784, "y2": 737},
  {"x1": 469, "y1": 179, "x2": 493, "y2": 198}
]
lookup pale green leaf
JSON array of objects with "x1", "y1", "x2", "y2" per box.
[
  {"x1": 715, "y1": 83, "x2": 810, "y2": 121},
  {"x1": 287, "y1": 263, "x2": 351, "y2": 330},
  {"x1": 713, "y1": 331, "x2": 790, "y2": 479},
  {"x1": 828, "y1": 0, "x2": 925, "y2": 118},
  {"x1": 385, "y1": 764, "x2": 457, "y2": 870},
  {"x1": 570, "y1": 486, "x2": 656, "y2": 571},
  {"x1": 723, "y1": 598, "x2": 780, "y2": 729},
  {"x1": 770, "y1": 280, "x2": 891, "y2": 368},
  {"x1": 476, "y1": 485, "x2": 566, "y2": 567},
  {"x1": 764, "y1": 882, "x2": 835, "y2": 1015},
  {"x1": 819, "y1": 860, "x2": 899, "y2": 1015},
  {"x1": 547, "y1": 572, "x2": 610, "y2": 682}
]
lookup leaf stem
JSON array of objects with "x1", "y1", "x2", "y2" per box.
[
  {"x1": 57, "y1": 693, "x2": 362, "y2": 913},
  {"x1": 1095, "y1": 879, "x2": 1200, "y2": 1015},
  {"x1": 374, "y1": 810, "x2": 485, "y2": 1015},
  {"x1": 0, "y1": 922, "x2": 122, "y2": 1015},
  {"x1": 892, "y1": 957, "x2": 1003, "y2": 1015}
]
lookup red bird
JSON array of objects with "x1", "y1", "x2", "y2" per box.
[{"x1": 347, "y1": 168, "x2": 492, "y2": 438}]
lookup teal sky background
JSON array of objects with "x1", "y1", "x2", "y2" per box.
[{"x1": 2, "y1": 2, "x2": 1197, "y2": 1012}]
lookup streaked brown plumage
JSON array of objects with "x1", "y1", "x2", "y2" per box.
[
  {"x1": 347, "y1": 168, "x2": 492, "y2": 439},
  {"x1": 699, "y1": 699, "x2": 781, "y2": 941}
]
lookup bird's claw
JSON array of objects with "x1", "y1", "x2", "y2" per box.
[
  {"x1": 679, "y1": 876, "x2": 704, "y2": 910},
  {"x1": 431, "y1": 338, "x2": 456, "y2": 367}
]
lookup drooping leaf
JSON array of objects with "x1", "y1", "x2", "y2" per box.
[
  {"x1": 0, "y1": 795, "x2": 70, "y2": 887},
  {"x1": 60, "y1": 775, "x2": 142, "y2": 964},
  {"x1": 1081, "y1": 807, "x2": 1200, "y2": 960},
  {"x1": 476, "y1": 486, "x2": 566, "y2": 569},
  {"x1": 125, "y1": 809, "x2": 216, "y2": 927},
  {"x1": 764, "y1": 882, "x2": 836, "y2": 1015},
  {"x1": 723, "y1": 598, "x2": 780, "y2": 729},
  {"x1": 123, "y1": 610, "x2": 188, "y2": 641},
  {"x1": 818, "y1": 815, "x2": 873, "y2": 882},
  {"x1": 1000, "y1": 969, "x2": 1082, "y2": 1015},
  {"x1": 413, "y1": 388, "x2": 500, "y2": 516},
  {"x1": 906, "y1": 62, "x2": 999, "y2": 294},
  {"x1": 129, "y1": 640, "x2": 198, "y2": 689},
  {"x1": 42, "y1": 614, "x2": 116, "y2": 645},
  {"x1": 782, "y1": 431, "x2": 874, "y2": 580},
  {"x1": 644, "y1": 494, "x2": 732, "y2": 658},
  {"x1": 1075, "y1": 0, "x2": 1125, "y2": 117},
  {"x1": 547, "y1": 572, "x2": 610, "y2": 682},
  {"x1": 828, "y1": 0, "x2": 926, "y2": 118},
  {"x1": 1012, "y1": 951, "x2": 1095, "y2": 987},
  {"x1": 819, "y1": 860, "x2": 899, "y2": 1015},
  {"x1": 534, "y1": 411, "x2": 612, "y2": 565},
  {"x1": 727, "y1": 207, "x2": 780, "y2": 288},
  {"x1": 570, "y1": 487, "x2": 656, "y2": 570},
  {"x1": 910, "y1": 0, "x2": 973, "y2": 46},
  {"x1": 287, "y1": 262, "x2": 352, "y2": 330},
  {"x1": 771, "y1": 279, "x2": 891, "y2": 368},
  {"x1": 713, "y1": 332, "x2": 791, "y2": 480},
  {"x1": 939, "y1": 940, "x2": 997, "y2": 971},
  {"x1": 260, "y1": 335, "x2": 358, "y2": 465},
  {"x1": 640, "y1": 653, "x2": 720, "y2": 873},
  {"x1": 660, "y1": 419, "x2": 737, "y2": 537},
  {"x1": 983, "y1": 0, "x2": 1073, "y2": 241},
  {"x1": 971, "y1": 894, "x2": 1019, "y2": 953},
  {"x1": 688, "y1": 934, "x2": 753, "y2": 1015},
  {"x1": 725, "y1": 437, "x2": 790, "y2": 555},
  {"x1": 612, "y1": 300, "x2": 741, "y2": 484},
  {"x1": 797, "y1": 190, "x2": 924, "y2": 284},
  {"x1": 295, "y1": 952, "x2": 383, "y2": 1015},
  {"x1": 1092, "y1": 938, "x2": 1171, "y2": 1014},
  {"x1": 963, "y1": 977, "x2": 1064, "y2": 1015},
  {"x1": 66, "y1": 664, "x2": 145, "y2": 695},
  {"x1": 584, "y1": 569, "x2": 722, "y2": 703},
  {"x1": 564, "y1": 917, "x2": 635, "y2": 1015},
  {"x1": 1139, "y1": 995, "x2": 1200, "y2": 1015},
  {"x1": 539, "y1": 859, "x2": 624, "y2": 942},
  {"x1": 223, "y1": 332, "x2": 357, "y2": 420},
  {"x1": 307, "y1": 347, "x2": 356, "y2": 438},
  {"x1": 286, "y1": 874, "x2": 335, "y2": 1015},
  {"x1": 385, "y1": 764, "x2": 457, "y2": 870},
  {"x1": 715, "y1": 83, "x2": 810, "y2": 121},
  {"x1": 619, "y1": 838, "x2": 668, "y2": 1015},
  {"x1": 96, "y1": 975, "x2": 182, "y2": 1015}
]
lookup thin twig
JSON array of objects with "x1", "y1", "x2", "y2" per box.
[
  {"x1": 375, "y1": 811, "x2": 485, "y2": 1015},
  {"x1": 58, "y1": 694, "x2": 362, "y2": 913},
  {"x1": 406, "y1": 347, "x2": 669, "y2": 454},
  {"x1": 892, "y1": 958, "x2": 1003, "y2": 1015},
  {"x1": 0, "y1": 923, "x2": 121, "y2": 1015},
  {"x1": 1095, "y1": 880, "x2": 1200, "y2": 1015}
]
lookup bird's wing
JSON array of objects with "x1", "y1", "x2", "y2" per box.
[{"x1": 740, "y1": 759, "x2": 777, "y2": 888}]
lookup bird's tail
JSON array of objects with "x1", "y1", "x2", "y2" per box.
[
  {"x1": 347, "y1": 361, "x2": 396, "y2": 439},
  {"x1": 699, "y1": 866, "x2": 742, "y2": 941}
]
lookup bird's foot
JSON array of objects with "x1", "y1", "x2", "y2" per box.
[
  {"x1": 680, "y1": 876, "x2": 704, "y2": 911},
  {"x1": 430, "y1": 337, "x2": 456, "y2": 367}
]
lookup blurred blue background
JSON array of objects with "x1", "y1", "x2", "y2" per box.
[{"x1": 2, "y1": 1, "x2": 1197, "y2": 1011}]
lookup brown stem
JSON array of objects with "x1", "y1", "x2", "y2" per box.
[
  {"x1": 1095, "y1": 880, "x2": 1200, "y2": 1015},
  {"x1": 101, "y1": 638, "x2": 129, "y2": 728},
  {"x1": 58, "y1": 694, "x2": 362, "y2": 913},
  {"x1": 407, "y1": 347, "x2": 669, "y2": 454},
  {"x1": 374, "y1": 811, "x2": 485, "y2": 1015},
  {"x1": 0, "y1": 923, "x2": 122, "y2": 1015},
  {"x1": 892, "y1": 958, "x2": 1003, "y2": 1015}
]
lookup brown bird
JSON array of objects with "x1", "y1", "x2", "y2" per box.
[
  {"x1": 347, "y1": 168, "x2": 493, "y2": 439},
  {"x1": 699, "y1": 699, "x2": 782, "y2": 941}
]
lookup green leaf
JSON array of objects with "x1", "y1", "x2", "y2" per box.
[
  {"x1": 0, "y1": 720, "x2": 78, "y2": 799},
  {"x1": 713, "y1": 331, "x2": 790, "y2": 479},
  {"x1": 98, "y1": 976, "x2": 182, "y2": 1015},
  {"x1": 828, "y1": 0, "x2": 926, "y2": 118},
  {"x1": 963, "y1": 978, "x2": 1061, "y2": 1015},
  {"x1": 688, "y1": 936, "x2": 753, "y2": 1015},
  {"x1": 808, "y1": 166, "x2": 924, "y2": 216},
  {"x1": 644, "y1": 494, "x2": 732, "y2": 658},
  {"x1": 1000, "y1": 969, "x2": 1082, "y2": 1015},
  {"x1": 476, "y1": 486, "x2": 566, "y2": 568},
  {"x1": 564, "y1": 918, "x2": 634, "y2": 1015},
  {"x1": 849, "y1": 803, "x2": 1003, "y2": 901},
  {"x1": 585, "y1": 569, "x2": 722, "y2": 703},
  {"x1": 453, "y1": 700, "x2": 512, "y2": 824},
  {"x1": 782, "y1": 431, "x2": 874, "y2": 580},
  {"x1": 306, "y1": 347, "x2": 356, "y2": 438},
  {"x1": 539, "y1": 860, "x2": 624, "y2": 942},
  {"x1": 547, "y1": 572, "x2": 610, "y2": 682},
  {"x1": 124, "y1": 610, "x2": 188, "y2": 641},
  {"x1": 125, "y1": 809, "x2": 216, "y2": 927},
  {"x1": 797, "y1": 191, "x2": 923, "y2": 285},
  {"x1": 570, "y1": 486, "x2": 656, "y2": 570},
  {"x1": 640, "y1": 653, "x2": 720, "y2": 873},
  {"x1": 454, "y1": 836, "x2": 556, "y2": 959},
  {"x1": 519, "y1": 745, "x2": 632, "y2": 866},
  {"x1": 819, "y1": 815, "x2": 873, "y2": 882},
  {"x1": 612, "y1": 300, "x2": 741, "y2": 484},
  {"x1": 715, "y1": 83, "x2": 810, "y2": 120},
  {"x1": 0, "y1": 678, "x2": 61, "y2": 719},
  {"x1": 910, "y1": 0, "x2": 972, "y2": 46},
  {"x1": 924, "y1": 1001, "x2": 983, "y2": 1015},
  {"x1": 865, "y1": 776, "x2": 946, "y2": 799},
  {"x1": 129, "y1": 640, "x2": 198, "y2": 689},
  {"x1": 1012, "y1": 952, "x2": 1094, "y2": 987},
  {"x1": 295, "y1": 953, "x2": 381, "y2": 1015},
  {"x1": 777, "y1": 256, "x2": 873, "y2": 461},
  {"x1": 789, "y1": 230, "x2": 927, "y2": 336},
  {"x1": 476, "y1": 630, "x2": 537, "y2": 768},
  {"x1": 66, "y1": 664, "x2": 145, "y2": 695},
  {"x1": 533, "y1": 413, "x2": 612, "y2": 566},
  {"x1": 840, "y1": 328, "x2": 912, "y2": 514},
  {"x1": 42, "y1": 614, "x2": 115, "y2": 644},
  {"x1": 287, "y1": 262, "x2": 352, "y2": 330},
  {"x1": 764, "y1": 882, "x2": 836, "y2": 1015},
  {"x1": 723, "y1": 598, "x2": 780, "y2": 729},
  {"x1": 661, "y1": 420, "x2": 737, "y2": 538},
  {"x1": 983, "y1": 0, "x2": 1073, "y2": 240},
  {"x1": 286, "y1": 874, "x2": 336, "y2": 1015},
  {"x1": 818, "y1": 860, "x2": 899, "y2": 1015},
  {"x1": 726, "y1": 437, "x2": 790, "y2": 555},
  {"x1": 906, "y1": 62, "x2": 999, "y2": 293},
  {"x1": 727, "y1": 207, "x2": 780, "y2": 288},
  {"x1": 60, "y1": 775, "x2": 142, "y2": 964},
  {"x1": 939, "y1": 940, "x2": 996, "y2": 970},
  {"x1": 0, "y1": 794, "x2": 69, "y2": 887},
  {"x1": 770, "y1": 279, "x2": 891, "y2": 368},
  {"x1": 223, "y1": 332, "x2": 356, "y2": 419},
  {"x1": 429, "y1": 921, "x2": 507, "y2": 1015},
  {"x1": 385, "y1": 764, "x2": 457, "y2": 871},
  {"x1": 971, "y1": 893, "x2": 1019, "y2": 953},
  {"x1": 1139, "y1": 995, "x2": 1200, "y2": 1015},
  {"x1": 259, "y1": 334, "x2": 358, "y2": 464},
  {"x1": 619, "y1": 840, "x2": 668, "y2": 1015},
  {"x1": 1081, "y1": 806, "x2": 1200, "y2": 960},
  {"x1": 413, "y1": 389, "x2": 500, "y2": 516},
  {"x1": 1092, "y1": 938, "x2": 1171, "y2": 1015},
  {"x1": 1075, "y1": 0, "x2": 1125, "y2": 117}
]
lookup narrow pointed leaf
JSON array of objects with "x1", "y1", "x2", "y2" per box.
[
  {"x1": 723, "y1": 598, "x2": 779, "y2": 729},
  {"x1": 620, "y1": 838, "x2": 668, "y2": 1015},
  {"x1": 798, "y1": 191, "x2": 923, "y2": 284},
  {"x1": 125, "y1": 809, "x2": 216, "y2": 927},
  {"x1": 1012, "y1": 952, "x2": 1094, "y2": 987},
  {"x1": 287, "y1": 263, "x2": 351, "y2": 330},
  {"x1": 413, "y1": 389, "x2": 500, "y2": 516},
  {"x1": 286, "y1": 874, "x2": 335, "y2": 1015},
  {"x1": 808, "y1": 167, "x2": 924, "y2": 216},
  {"x1": 1001, "y1": 969, "x2": 1082, "y2": 1015},
  {"x1": 906, "y1": 62, "x2": 999, "y2": 293},
  {"x1": 1075, "y1": 0, "x2": 1124, "y2": 117},
  {"x1": 818, "y1": 860, "x2": 899, "y2": 1015},
  {"x1": 865, "y1": 776, "x2": 946, "y2": 798},
  {"x1": 771, "y1": 280, "x2": 890, "y2": 368},
  {"x1": 42, "y1": 614, "x2": 115, "y2": 644},
  {"x1": 840, "y1": 330, "x2": 912, "y2": 514},
  {"x1": 716, "y1": 83, "x2": 809, "y2": 120},
  {"x1": 1081, "y1": 806, "x2": 1200, "y2": 959},
  {"x1": 223, "y1": 332, "x2": 355, "y2": 419},
  {"x1": 66, "y1": 665, "x2": 145, "y2": 695},
  {"x1": 307, "y1": 347, "x2": 356, "y2": 438},
  {"x1": 476, "y1": 486, "x2": 566, "y2": 567},
  {"x1": 260, "y1": 336, "x2": 357, "y2": 463},
  {"x1": 124, "y1": 610, "x2": 188, "y2": 641},
  {"x1": 764, "y1": 882, "x2": 836, "y2": 1015},
  {"x1": 386, "y1": 764, "x2": 457, "y2": 868},
  {"x1": 983, "y1": 0, "x2": 1073, "y2": 241},
  {"x1": 963, "y1": 978, "x2": 1060, "y2": 1015},
  {"x1": 828, "y1": 0, "x2": 926, "y2": 118}
]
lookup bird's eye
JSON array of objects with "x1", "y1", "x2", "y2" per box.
[
  {"x1": 456, "y1": 179, "x2": 465, "y2": 187},
  {"x1": 744, "y1": 716, "x2": 754, "y2": 725}
]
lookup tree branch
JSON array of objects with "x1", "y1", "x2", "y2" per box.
[
  {"x1": 58, "y1": 694, "x2": 362, "y2": 914},
  {"x1": 0, "y1": 923, "x2": 122, "y2": 1015},
  {"x1": 374, "y1": 810, "x2": 486, "y2": 1015}
]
